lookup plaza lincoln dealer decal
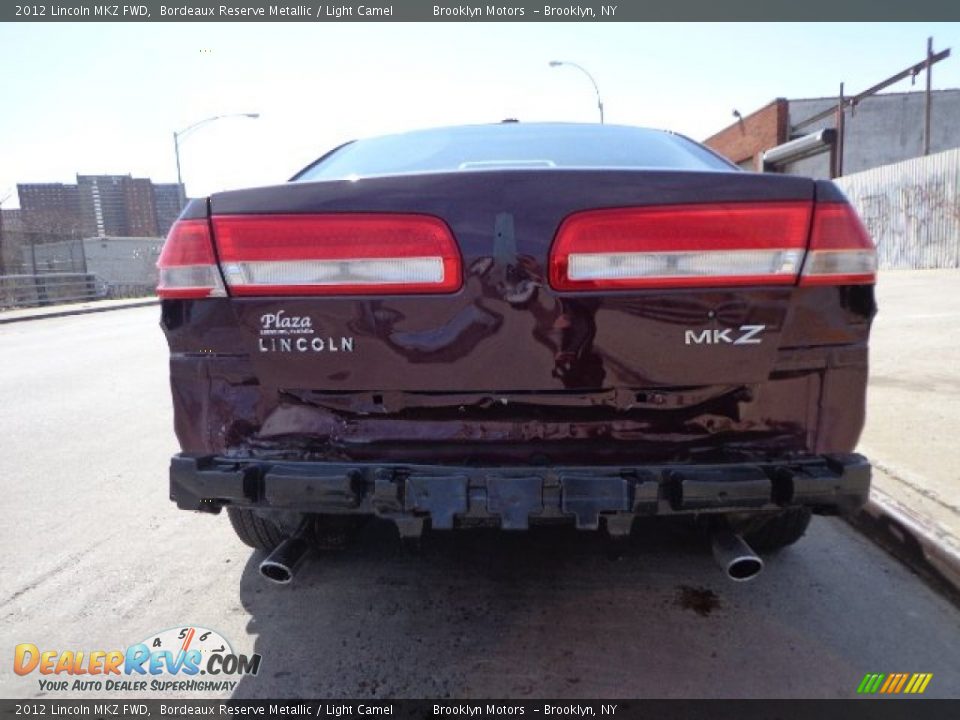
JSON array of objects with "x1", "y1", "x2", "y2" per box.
[
  {"x1": 13, "y1": 626, "x2": 261, "y2": 692},
  {"x1": 258, "y1": 310, "x2": 354, "y2": 353}
]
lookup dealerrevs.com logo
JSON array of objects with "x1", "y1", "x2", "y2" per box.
[{"x1": 14, "y1": 626, "x2": 261, "y2": 693}]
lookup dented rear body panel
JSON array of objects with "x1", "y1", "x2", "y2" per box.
[{"x1": 161, "y1": 124, "x2": 875, "y2": 531}]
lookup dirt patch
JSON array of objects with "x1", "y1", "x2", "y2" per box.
[{"x1": 676, "y1": 585, "x2": 720, "y2": 616}]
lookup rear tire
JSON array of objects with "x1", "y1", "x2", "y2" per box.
[
  {"x1": 742, "y1": 507, "x2": 812, "y2": 552},
  {"x1": 227, "y1": 508, "x2": 286, "y2": 551}
]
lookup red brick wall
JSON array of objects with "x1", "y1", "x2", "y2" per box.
[
  {"x1": 124, "y1": 178, "x2": 159, "y2": 237},
  {"x1": 703, "y1": 99, "x2": 788, "y2": 171}
]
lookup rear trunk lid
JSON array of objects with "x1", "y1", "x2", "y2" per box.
[{"x1": 207, "y1": 169, "x2": 815, "y2": 393}]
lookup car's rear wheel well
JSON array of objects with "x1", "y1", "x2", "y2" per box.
[
  {"x1": 227, "y1": 507, "x2": 286, "y2": 551},
  {"x1": 737, "y1": 507, "x2": 813, "y2": 551}
]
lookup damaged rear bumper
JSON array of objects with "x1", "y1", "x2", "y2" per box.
[{"x1": 169, "y1": 453, "x2": 870, "y2": 532}]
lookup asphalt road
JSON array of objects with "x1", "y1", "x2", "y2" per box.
[{"x1": 2, "y1": 279, "x2": 960, "y2": 700}]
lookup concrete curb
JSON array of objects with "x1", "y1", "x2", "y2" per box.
[
  {"x1": 847, "y1": 488, "x2": 960, "y2": 602},
  {"x1": 0, "y1": 298, "x2": 159, "y2": 325}
]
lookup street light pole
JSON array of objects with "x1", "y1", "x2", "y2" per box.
[
  {"x1": 173, "y1": 131, "x2": 185, "y2": 209},
  {"x1": 172, "y1": 112, "x2": 260, "y2": 210},
  {"x1": 549, "y1": 60, "x2": 604, "y2": 124}
]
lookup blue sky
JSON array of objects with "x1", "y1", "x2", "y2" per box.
[{"x1": 1, "y1": 22, "x2": 958, "y2": 205}]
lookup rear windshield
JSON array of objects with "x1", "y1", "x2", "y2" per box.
[{"x1": 293, "y1": 124, "x2": 734, "y2": 181}]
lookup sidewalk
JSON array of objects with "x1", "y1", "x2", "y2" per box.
[
  {"x1": 0, "y1": 296, "x2": 159, "y2": 324},
  {"x1": 852, "y1": 269, "x2": 960, "y2": 596}
]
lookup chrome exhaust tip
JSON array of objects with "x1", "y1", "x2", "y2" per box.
[
  {"x1": 259, "y1": 520, "x2": 312, "y2": 585},
  {"x1": 711, "y1": 527, "x2": 764, "y2": 582}
]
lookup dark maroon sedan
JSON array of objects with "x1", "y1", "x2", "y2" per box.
[{"x1": 158, "y1": 123, "x2": 876, "y2": 584}]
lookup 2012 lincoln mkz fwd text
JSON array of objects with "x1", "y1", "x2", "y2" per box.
[{"x1": 158, "y1": 123, "x2": 876, "y2": 584}]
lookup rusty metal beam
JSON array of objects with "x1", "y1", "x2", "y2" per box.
[{"x1": 793, "y1": 43, "x2": 951, "y2": 132}]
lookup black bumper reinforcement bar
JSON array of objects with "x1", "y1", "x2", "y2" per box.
[{"x1": 170, "y1": 453, "x2": 870, "y2": 533}]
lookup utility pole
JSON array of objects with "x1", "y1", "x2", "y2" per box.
[
  {"x1": 924, "y1": 36, "x2": 934, "y2": 156},
  {"x1": 792, "y1": 37, "x2": 950, "y2": 138},
  {"x1": 834, "y1": 83, "x2": 845, "y2": 178}
]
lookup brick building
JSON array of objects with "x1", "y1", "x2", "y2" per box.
[
  {"x1": 124, "y1": 177, "x2": 160, "y2": 237},
  {"x1": 703, "y1": 99, "x2": 789, "y2": 172},
  {"x1": 16, "y1": 175, "x2": 185, "y2": 239},
  {"x1": 17, "y1": 183, "x2": 85, "y2": 235},
  {"x1": 78, "y1": 175, "x2": 130, "y2": 237},
  {"x1": 704, "y1": 89, "x2": 960, "y2": 178},
  {"x1": 153, "y1": 183, "x2": 184, "y2": 239}
]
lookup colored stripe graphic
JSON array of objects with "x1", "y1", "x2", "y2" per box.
[
  {"x1": 857, "y1": 674, "x2": 884, "y2": 694},
  {"x1": 906, "y1": 673, "x2": 934, "y2": 694},
  {"x1": 857, "y1": 673, "x2": 932, "y2": 694}
]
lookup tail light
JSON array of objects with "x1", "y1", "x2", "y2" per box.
[
  {"x1": 549, "y1": 202, "x2": 812, "y2": 291},
  {"x1": 211, "y1": 214, "x2": 462, "y2": 295},
  {"x1": 799, "y1": 202, "x2": 876, "y2": 285},
  {"x1": 156, "y1": 219, "x2": 226, "y2": 299}
]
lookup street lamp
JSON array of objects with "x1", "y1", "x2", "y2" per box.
[
  {"x1": 549, "y1": 61, "x2": 604, "y2": 124},
  {"x1": 173, "y1": 113, "x2": 260, "y2": 209}
]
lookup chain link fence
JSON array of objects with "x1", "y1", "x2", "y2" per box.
[{"x1": 0, "y1": 273, "x2": 109, "y2": 308}]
